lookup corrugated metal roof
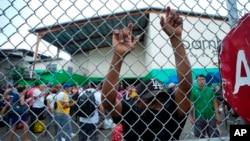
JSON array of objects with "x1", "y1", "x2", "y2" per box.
[
  {"x1": 29, "y1": 8, "x2": 155, "y2": 55},
  {"x1": 0, "y1": 49, "x2": 51, "y2": 60}
]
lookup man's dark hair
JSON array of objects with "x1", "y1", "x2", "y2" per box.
[
  {"x1": 196, "y1": 74, "x2": 205, "y2": 79},
  {"x1": 33, "y1": 82, "x2": 40, "y2": 86},
  {"x1": 17, "y1": 86, "x2": 25, "y2": 93},
  {"x1": 88, "y1": 81, "x2": 97, "y2": 89}
]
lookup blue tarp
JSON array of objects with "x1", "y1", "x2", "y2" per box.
[
  {"x1": 205, "y1": 72, "x2": 221, "y2": 84},
  {"x1": 164, "y1": 72, "x2": 221, "y2": 85},
  {"x1": 164, "y1": 75, "x2": 178, "y2": 84}
]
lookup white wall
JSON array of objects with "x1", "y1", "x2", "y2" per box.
[
  {"x1": 145, "y1": 13, "x2": 230, "y2": 70},
  {"x1": 74, "y1": 46, "x2": 146, "y2": 78}
]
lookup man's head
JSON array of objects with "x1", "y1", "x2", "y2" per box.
[
  {"x1": 39, "y1": 84, "x2": 47, "y2": 91},
  {"x1": 196, "y1": 74, "x2": 206, "y2": 88},
  {"x1": 63, "y1": 82, "x2": 72, "y2": 92},
  {"x1": 136, "y1": 79, "x2": 169, "y2": 108},
  {"x1": 33, "y1": 82, "x2": 39, "y2": 87},
  {"x1": 55, "y1": 84, "x2": 62, "y2": 91}
]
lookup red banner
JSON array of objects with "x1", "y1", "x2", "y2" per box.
[{"x1": 220, "y1": 13, "x2": 250, "y2": 124}]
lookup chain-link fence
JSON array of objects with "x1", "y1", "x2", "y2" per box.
[{"x1": 0, "y1": 0, "x2": 249, "y2": 140}]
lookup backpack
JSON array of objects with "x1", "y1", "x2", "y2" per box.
[
  {"x1": 77, "y1": 88, "x2": 96, "y2": 118},
  {"x1": 9, "y1": 90, "x2": 28, "y2": 115}
]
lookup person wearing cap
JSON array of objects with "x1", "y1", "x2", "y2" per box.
[
  {"x1": 102, "y1": 6, "x2": 192, "y2": 141},
  {"x1": 54, "y1": 82, "x2": 75, "y2": 141}
]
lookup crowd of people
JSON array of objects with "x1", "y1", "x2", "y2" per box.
[
  {"x1": 0, "y1": 5, "x2": 231, "y2": 141},
  {"x1": 0, "y1": 81, "x2": 106, "y2": 141}
]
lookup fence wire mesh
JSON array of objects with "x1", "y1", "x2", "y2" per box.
[{"x1": 0, "y1": 0, "x2": 249, "y2": 140}]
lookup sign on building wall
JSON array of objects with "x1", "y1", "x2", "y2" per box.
[{"x1": 148, "y1": 14, "x2": 229, "y2": 70}]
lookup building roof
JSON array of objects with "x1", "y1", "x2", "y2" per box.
[
  {"x1": 29, "y1": 7, "x2": 227, "y2": 55},
  {"x1": 29, "y1": 8, "x2": 151, "y2": 55},
  {"x1": 0, "y1": 49, "x2": 51, "y2": 60}
]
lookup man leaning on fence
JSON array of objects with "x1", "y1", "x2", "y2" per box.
[{"x1": 101, "y1": 6, "x2": 192, "y2": 141}]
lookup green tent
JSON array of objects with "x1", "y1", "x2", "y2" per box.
[
  {"x1": 17, "y1": 70, "x2": 88, "y2": 86},
  {"x1": 39, "y1": 70, "x2": 89, "y2": 86}
]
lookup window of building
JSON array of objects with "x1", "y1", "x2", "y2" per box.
[
  {"x1": 47, "y1": 64, "x2": 57, "y2": 72},
  {"x1": 68, "y1": 66, "x2": 73, "y2": 74}
]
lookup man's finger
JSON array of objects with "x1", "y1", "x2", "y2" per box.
[
  {"x1": 175, "y1": 17, "x2": 183, "y2": 28},
  {"x1": 127, "y1": 23, "x2": 133, "y2": 34},
  {"x1": 118, "y1": 29, "x2": 124, "y2": 43},
  {"x1": 133, "y1": 35, "x2": 141, "y2": 45},
  {"x1": 165, "y1": 6, "x2": 171, "y2": 19}
]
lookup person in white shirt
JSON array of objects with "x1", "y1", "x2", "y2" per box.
[
  {"x1": 29, "y1": 83, "x2": 48, "y2": 132},
  {"x1": 78, "y1": 87, "x2": 104, "y2": 141}
]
